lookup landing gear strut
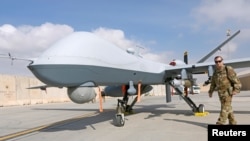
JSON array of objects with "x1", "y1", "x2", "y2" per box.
[
  {"x1": 115, "y1": 91, "x2": 138, "y2": 127},
  {"x1": 115, "y1": 99, "x2": 125, "y2": 127},
  {"x1": 169, "y1": 81, "x2": 205, "y2": 113},
  {"x1": 180, "y1": 95, "x2": 205, "y2": 113}
]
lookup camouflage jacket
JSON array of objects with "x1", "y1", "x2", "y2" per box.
[{"x1": 208, "y1": 65, "x2": 242, "y2": 94}]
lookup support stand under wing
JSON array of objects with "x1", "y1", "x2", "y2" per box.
[{"x1": 167, "y1": 81, "x2": 205, "y2": 113}]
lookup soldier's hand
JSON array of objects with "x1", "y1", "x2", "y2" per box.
[{"x1": 232, "y1": 91, "x2": 237, "y2": 95}]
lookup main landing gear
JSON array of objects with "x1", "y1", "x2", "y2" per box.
[
  {"x1": 179, "y1": 94, "x2": 205, "y2": 113},
  {"x1": 169, "y1": 81, "x2": 205, "y2": 114}
]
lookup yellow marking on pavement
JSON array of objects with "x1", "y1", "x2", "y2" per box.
[{"x1": 194, "y1": 111, "x2": 209, "y2": 117}]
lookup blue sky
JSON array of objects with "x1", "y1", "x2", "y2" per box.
[{"x1": 1, "y1": 0, "x2": 250, "y2": 76}]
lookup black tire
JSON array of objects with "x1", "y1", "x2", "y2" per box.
[
  {"x1": 198, "y1": 104, "x2": 205, "y2": 113},
  {"x1": 116, "y1": 114, "x2": 125, "y2": 127}
]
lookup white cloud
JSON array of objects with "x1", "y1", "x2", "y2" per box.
[
  {"x1": 190, "y1": 0, "x2": 250, "y2": 58},
  {"x1": 143, "y1": 50, "x2": 173, "y2": 63},
  {"x1": 0, "y1": 23, "x2": 74, "y2": 57},
  {"x1": 213, "y1": 42, "x2": 237, "y2": 59},
  {"x1": 237, "y1": 28, "x2": 250, "y2": 44},
  {"x1": 0, "y1": 24, "x2": 17, "y2": 33},
  {"x1": 192, "y1": 0, "x2": 250, "y2": 25},
  {"x1": 92, "y1": 27, "x2": 138, "y2": 50}
]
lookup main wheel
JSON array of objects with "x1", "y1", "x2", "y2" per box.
[{"x1": 198, "y1": 104, "x2": 205, "y2": 113}]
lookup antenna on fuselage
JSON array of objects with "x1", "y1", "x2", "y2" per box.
[
  {"x1": 183, "y1": 51, "x2": 189, "y2": 96},
  {"x1": 226, "y1": 29, "x2": 231, "y2": 59},
  {"x1": 135, "y1": 45, "x2": 144, "y2": 57},
  {"x1": 226, "y1": 29, "x2": 231, "y2": 36},
  {"x1": 184, "y1": 51, "x2": 188, "y2": 64}
]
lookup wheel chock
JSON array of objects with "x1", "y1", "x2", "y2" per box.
[{"x1": 194, "y1": 111, "x2": 209, "y2": 117}]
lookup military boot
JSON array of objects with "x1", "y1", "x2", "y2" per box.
[
  {"x1": 228, "y1": 113, "x2": 237, "y2": 125},
  {"x1": 216, "y1": 121, "x2": 224, "y2": 125},
  {"x1": 216, "y1": 117, "x2": 226, "y2": 125}
]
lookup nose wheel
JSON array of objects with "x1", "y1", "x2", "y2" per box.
[
  {"x1": 114, "y1": 82, "x2": 142, "y2": 127},
  {"x1": 115, "y1": 113, "x2": 125, "y2": 127},
  {"x1": 115, "y1": 99, "x2": 126, "y2": 127},
  {"x1": 115, "y1": 96, "x2": 136, "y2": 127}
]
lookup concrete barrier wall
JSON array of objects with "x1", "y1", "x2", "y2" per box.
[
  {"x1": 0, "y1": 74, "x2": 70, "y2": 107},
  {"x1": 238, "y1": 76, "x2": 250, "y2": 90}
]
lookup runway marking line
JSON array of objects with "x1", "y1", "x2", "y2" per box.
[{"x1": 0, "y1": 111, "x2": 101, "y2": 141}]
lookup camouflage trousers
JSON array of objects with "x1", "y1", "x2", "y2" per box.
[{"x1": 216, "y1": 92, "x2": 237, "y2": 125}]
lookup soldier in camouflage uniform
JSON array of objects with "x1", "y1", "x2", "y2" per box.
[{"x1": 208, "y1": 56, "x2": 241, "y2": 125}]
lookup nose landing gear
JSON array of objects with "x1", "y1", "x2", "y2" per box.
[{"x1": 115, "y1": 94, "x2": 138, "y2": 126}]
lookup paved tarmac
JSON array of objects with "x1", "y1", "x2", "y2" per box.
[{"x1": 0, "y1": 91, "x2": 250, "y2": 141}]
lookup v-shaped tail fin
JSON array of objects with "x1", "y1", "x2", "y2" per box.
[{"x1": 197, "y1": 30, "x2": 240, "y2": 63}]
